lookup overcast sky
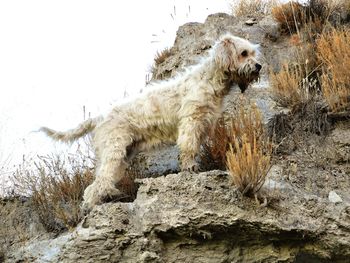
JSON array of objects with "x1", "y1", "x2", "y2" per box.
[{"x1": 0, "y1": 0, "x2": 230, "y2": 176}]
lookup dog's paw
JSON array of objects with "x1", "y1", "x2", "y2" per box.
[
  {"x1": 181, "y1": 159, "x2": 199, "y2": 173},
  {"x1": 81, "y1": 182, "x2": 123, "y2": 215}
]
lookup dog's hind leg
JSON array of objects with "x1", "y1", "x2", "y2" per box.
[{"x1": 82, "y1": 120, "x2": 134, "y2": 212}]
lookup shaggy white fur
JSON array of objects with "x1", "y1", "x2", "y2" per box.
[{"x1": 41, "y1": 33, "x2": 261, "y2": 211}]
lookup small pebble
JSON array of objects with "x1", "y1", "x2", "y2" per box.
[
  {"x1": 328, "y1": 191, "x2": 342, "y2": 204},
  {"x1": 245, "y1": 18, "x2": 258, "y2": 26}
]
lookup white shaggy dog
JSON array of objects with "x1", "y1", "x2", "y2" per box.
[{"x1": 41, "y1": 34, "x2": 261, "y2": 211}]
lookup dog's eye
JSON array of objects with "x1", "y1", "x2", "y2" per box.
[{"x1": 241, "y1": 50, "x2": 248, "y2": 57}]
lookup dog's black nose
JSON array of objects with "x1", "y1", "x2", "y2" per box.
[
  {"x1": 255, "y1": 63, "x2": 262, "y2": 72},
  {"x1": 255, "y1": 63, "x2": 262, "y2": 71}
]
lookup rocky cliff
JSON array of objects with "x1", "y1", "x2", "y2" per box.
[{"x1": 2, "y1": 12, "x2": 350, "y2": 263}]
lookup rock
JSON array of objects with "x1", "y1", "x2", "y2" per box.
[
  {"x1": 245, "y1": 18, "x2": 258, "y2": 26},
  {"x1": 329, "y1": 191, "x2": 343, "y2": 204},
  {"x1": 5, "y1": 170, "x2": 350, "y2": 262},
  {"x1": 130, "y1": 146, "x2": 179, "y2": 177},
  {"x1": 151, "y1": 13, "x2": 290, "y2": 81},
  {"x1": 260, "y1": 15, "x2": 280, "y2": 42}
]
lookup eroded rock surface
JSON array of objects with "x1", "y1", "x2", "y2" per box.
[{"x1": 7, "y1": 170, "x2": 350, "y2": 262}]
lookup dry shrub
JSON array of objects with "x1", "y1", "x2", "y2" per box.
[
  {"x1": 317, "y1": 28, "x2": 350, "y2": 112},
  {"x1": 201, "y1": 118, "x2": 233, "y2": 170},
  {"x1": 10, "y1": 135, "x2": 145, "y2": 233},
  {"x1": 149, "y1": 47, "x2": 173, "y2": 82},
  {"x1": 12, "y1": 154, "x2": 94, "y2": 232},
  {"x1": 118, "y1": 167, "x2": 144, "y2": 201},
  {"x1": 226, "y1": 106, "x2": 272, "y2": 195},
  {"x1": 306, "y1": 0, "x2": 332, "y2": 23},
  {"x1": 270, "y1": 63, "x2": 308, "y2": 108},
  {"x1": 11, "y1": 153, "x2": 143, "y2": 232},
  {"x1": 232, "y1": 0, "x2": 277, "y2": 17},
  {"x1": 202, "y1": 105, "x2": 270, "y2": 173},
  {"x1": 268, "y1": 1, "x2": 348, "y2": 153},
  {"x1": 272, "y1": 0, "x2": 345, "y2": 35},
  {"x1": 267, "y1": 95, "x2": 330, "y2": 154},
  {"x1": 149, "y1": 48, "x2": 173, "y2": 81},
  {"x1": 154, "y1": 48, "x2": 172, "y2": 65},
  {"x1": 269, "y1": 57, "x2": 330, "y2": 149},
  {"x1": 202, "y1": 105, "x2": 272, "y2": 194},
  {"x1": 226, "y1": 135, "x2": 271, "y2": 195},
  {"x1": 229, "y1": 106, "x2": 265, "y2": 147},
  {"x1": 272, "y1": 1, "x2": 305, "y2": 34}
]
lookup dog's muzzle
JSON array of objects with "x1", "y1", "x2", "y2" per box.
[{"x1": 236, "y1": 63, "x2": 261, "y2": 93}]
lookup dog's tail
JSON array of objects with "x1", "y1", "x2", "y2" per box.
[{"x1": 40, "y1": 116, "x2": 103, "y2": 143}]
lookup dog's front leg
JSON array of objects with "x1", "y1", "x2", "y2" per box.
[{"x1": 177, "y1": 116, "x2": 209, "y2": 172}]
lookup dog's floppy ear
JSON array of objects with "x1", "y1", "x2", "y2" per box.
[{"x1": 214, "y1": 36, "x2": 238, "y2": 71}]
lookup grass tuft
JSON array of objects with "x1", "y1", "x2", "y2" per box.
[
  {"x1": 201, "y1": 117, "x2": 233, "y2": 170},
  {"x1": 226, "y1": 106, "x2": 272, "y2": 195},
  {"x1": 272, "y1": 1, "x2": 305, "y2": 34},
  {"x1": 10, "y1": 138, "x2": 144, "y2": 233},
  {"x1": 226, "y1": 135, "x2": 271, "y2": 195},
  {"x1": 272, "y1": 0, "x2": 349, "y2": 36},
  {"x1": 154, "y1": 48, "x2": 172, "y2": 65},
  {"x1": 317, "y1": 28, "x2": 350, "y2": 112},
  {"x1": 270, "y1": 63, "x2": 308, "y2": 108},
  {"x1": 202, "y1": 105, "x2": 272, "y2": 195},
  {"x1": 12, "y1": 154, "x2": 94, "y2": 232},
  {"x1": 232, "y1": 0, "x2": 276, "y2": 17}
]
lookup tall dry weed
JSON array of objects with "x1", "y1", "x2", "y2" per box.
[
  {"x1": 154, "y1": 48, "x2": 172, "y2": 65},
  {"x1": 11, "y1": 148, "x2": 142, "y2": 232},
  {"x1": 232, "y1": 0, "x2": 277, "y2": 17},
  {"x1": 272, "y1": 1, "x2": 305, "y2": 34},
  {"x1": 270, "y1": 63, "x2": 309, "y2": 108},
  {"x1": 226, "y1": 106, "x2": 272, "y2": 195},
  {"x1": 272, "y1": 0, "x2": 346, "y2": 36},
  {"x1": 203, "y1": 105, "x2": 271, "y2": 178},
  {"x1": 317, "y1": 28, "x2": 350, "y2": 112},
  {"x1": 226, "y1": 135, "x2": 271, "y2": 195},
  {"x1": 201, "y1": 117, "x2": 233, "y2": 170},
  {"x1": 12, "y1": 154, "x2": 94, "y2": 232}
]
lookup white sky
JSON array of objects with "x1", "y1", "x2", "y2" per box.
[{"x1": 0, "y1": 0, "x2": 230, "y2": 173}]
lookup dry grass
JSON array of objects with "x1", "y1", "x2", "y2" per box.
[
  {"x1": 268, "y1": 48, "x2": 330, "y2": 146},
  {"x1": 12, "y1": 154, "x2": 94, "y2": 232},
  {"x1": 270, "y1": 0, "x2": 347, "y2": 110},
  {"x1": 232, "y1": 0, "x2": 277, "y2": 17},
  {"x1": 202, "y1": 105, "x2": 271, "y2": 176},
  {"x1": 201, "y1": 117, "x2": 233, "y2": 170},
  {"x1": 226, "y1": 135, "x2": 271, "y2": 195},
  {"x1": 226, "y1": 106, "x2": 272, "y2": 195},
  {"x1": 118, "y1": 167, "x2": 144, "y2": 201},
  {"x1": 150, "y1": 47, "x2": 173, "y2": 81},
  {"x1": 154, "y1": 48, "x2": 172, "y2": 65},
  {"x1": 272, "y1": 1, "x2": 305, "y2": 34},
  {"x1": 10, "y1": 141, "x2": 142, "y2": 232},
  {"x1": 271, "y1": 2, "x2": 350, "y2": 114},
  {"x1": 202, "y1": 105, "x2": 272, "y2": 195},
  {"x1": 230, "y1": 106, "x2": 265, "y2": 143},
  {"x1": 268, "y1": 35, "x2": 333, "y2": 149},
  {"x1": 272, "y1": 0, "x2": 347, "y2": 35},
  {"x1": 270, "y1": 63, "x2": 309, "y2": 108},
  {"x1": 317, "y1": 28, "x2": 350, "y2": 112}
]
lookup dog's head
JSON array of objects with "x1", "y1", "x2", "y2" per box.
[{"x1": 214, "y1": 34, "x2": 261, "y2": 93}]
